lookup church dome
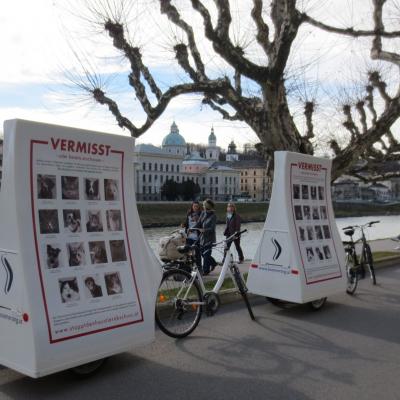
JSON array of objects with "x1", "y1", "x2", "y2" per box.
[{"x1": 162, "y1": 121, "x2": 186, "y2": 147}]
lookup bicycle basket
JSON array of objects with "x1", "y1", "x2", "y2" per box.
[{"x1": 158, "y1": 230, "x2": 187, "y2": 262}]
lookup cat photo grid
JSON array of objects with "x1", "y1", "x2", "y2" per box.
[
  {"x1": 36, "y1": 175, "x2": 128, "y2": 305},
  {"x1": 292, "y1": 179, "x2": 335, "y2": 273}
]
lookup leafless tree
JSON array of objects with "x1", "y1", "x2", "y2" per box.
[{"x1": 69, "y1": 0, "x2": 400, "y2": 181}]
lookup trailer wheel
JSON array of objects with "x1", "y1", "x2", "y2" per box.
[
  {"x1": 72, "y1": 358, "x2": 107, "y2": 377},
  {"x1": 308, "y1": 297, "x2": 327, "y2": 311}
]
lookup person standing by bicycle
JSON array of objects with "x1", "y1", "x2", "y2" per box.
[
  {"x1": 223, "y1": 202, "x2": 244, "y2": 264},
  {"x1": 195, "y1": 198, "x2": 217, "y2": 275},
  {"x1": 183, "y1": 201, "x2": 202, "y2": 268}
]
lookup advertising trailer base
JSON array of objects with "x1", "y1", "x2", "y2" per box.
[
  {"x1": 247, "y1": 151, "x2": 346, "y2": 304},
  {"x1": 0, "y1": 119, "x2": 162, "y2": 377}
]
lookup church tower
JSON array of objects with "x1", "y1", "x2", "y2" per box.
[
  {"x1": 206, "y1": 126, "x2": 220, "y2": 161},
  {"x1": 226, "y1": 140, "x2": 239, "y2": 161}
]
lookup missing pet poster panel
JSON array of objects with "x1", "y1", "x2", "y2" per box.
[
  {"x1": 290, "y1": 162, "x2": 341, "y2": 284},
  {"x1": 31, "y1": 137, "x2": 143, "y2": 343}
]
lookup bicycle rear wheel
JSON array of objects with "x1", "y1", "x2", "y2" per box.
[
  {"x1": 364, "y1": 244, "x2": 377, "y2": 285},
  {"x1": 345, "y1": 254, "x2": 358, "y2": 295},
  {"x1": 155, "y1": 269, "x2": 203, "y2": 338}
]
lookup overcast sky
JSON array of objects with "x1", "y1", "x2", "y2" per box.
[{"x1": 0, "y1": 0, "x2": 398, "y2": 152}]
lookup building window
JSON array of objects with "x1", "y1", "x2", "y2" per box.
[
  {"x1": 143, "y1": 162, "x2": 146, "y2": 171},
  {"x1": 234, "y1": 177, "x2": 236, "y2": 183},
  {"x1": 171, "y1": 165, "x2": 174, "y2": 172},
  {"x1": 177, "y1": 165, "x2": 180, "y2": 172},
  {"x1": 245, "y1": 171, "x2": 248, "y2": 176},
  {"x1": 254, "y1": 178, "x2": 256, "y2": 183},
  {"x1": 254, "y1": 170, "x2": 256, "y2": 175},
  {"x1": 155, "y1": 175, "x2": 158, "y2": 180},
  {"x1": 203, "y1": 177, "x2": 205, "y2": 184},
  {"x1": 149, "y1": 174, "x2": 152, "y2": 183},
  {"x1": 143, "y1": 186, "x2": 146, "y2": 194},
  {"x1": 149, "y1": 163, "x2": 152, "y2": 171},
  {"x1": 229, "y1": 177, "x2": 232, "y2": 184},
  {"x1": 160, "y1": 164, "x2": 163, "y2": 171},
  {"x1": 210, "y1": 177, "x2": 213, "y2": 185},
  {"x1": 196, "y1": 177, "x2": 199, "y2": 184},
  {"x1": 149, "y1": 186, "x2": 152, "y2": 194},
  {"x1": 245, "y1": 179, "x2": 248, "y2": 183},
  {"x1": 143, "y1": 174, "x2": 146, "y2": 183},
  {"x1": 166, "y1": 175, "x2": 169, "y2": 181},
  {"x1": 177, "y1": 176, "x2": 180, "y2": 182},
  {"x1": 161, "y1": 175, "x2": 164, "y2": 183},
  {"x1": 225, "y1": 177, "x2": 228, "y2": 184},
  {"x1": 166, "y1": 164, "x2": 169, "y2": 172},
  {"x1": 209, "y1": 152, "x2": 212, "y2": 158},
  {"x1": 215, "y1": 188, "x2": 218, "y2": 195},
  {"x1": 215, "y1": 177, "x2": 218, "y2": 184},
  {"x1": 241, "y1": 179, "x2": 243, "y2": 183},
  {"x1": 202, "y1": 188, "x2": 205, "y2": 194},
  {"x1": 155, "y1": 163, "x2": 158, "y2": 171}
]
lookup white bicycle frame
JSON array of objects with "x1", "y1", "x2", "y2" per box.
[{"x1": 174, "y1": 232, "x2": 244, "y2": 304}]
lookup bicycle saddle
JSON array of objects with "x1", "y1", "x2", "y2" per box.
[{"x1": 343, "y1": 228, "x2": 354, "y2": 236}]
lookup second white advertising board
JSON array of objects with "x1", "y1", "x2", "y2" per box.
[{"x1": 247, "y1": 151, "x2": 346, "y2": 303}]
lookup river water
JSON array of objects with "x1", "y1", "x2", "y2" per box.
[{"x1": 144, "y1": 215, "x2": 400, "y2": 260}]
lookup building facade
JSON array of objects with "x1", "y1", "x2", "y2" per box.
[{"x1": 133, "y1": 122, "x2": 240, "y2": 201}]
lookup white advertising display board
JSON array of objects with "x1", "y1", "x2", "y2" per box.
[
  {"x1": 0, "y1": 119, "x2": 162, "y2": 377},
  {"x1": 247, "y1": 151, "x2": 346, "y2": 303}
]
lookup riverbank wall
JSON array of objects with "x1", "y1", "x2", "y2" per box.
[{"x1": 137, "y1": 201, "x2": 400, "y2": 228}]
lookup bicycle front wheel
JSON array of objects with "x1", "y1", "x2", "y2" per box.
[
  {"x1": 364, "y1": 244, "x2": 377, "y2": 285},
  {"x1": 155, "y1": 269, "x2": 203, "y2": 338},
  {"x1": 345, "y1": 254, "x2": 358, "y2": 295}
]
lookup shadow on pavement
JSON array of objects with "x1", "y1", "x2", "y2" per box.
[{"x1": 0, "y1": 352, "x2": 312, "y2": 400}]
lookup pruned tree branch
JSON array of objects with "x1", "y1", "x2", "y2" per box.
[
  {"x1": 301, "y1": 12, "x2": 400, "y2": 38},
  {"x1": 191, "y1": 0, "x2": 269, "y2": 82},
  {"x1": 251, "y1": 0, "x2": 271, "y2": 55}
]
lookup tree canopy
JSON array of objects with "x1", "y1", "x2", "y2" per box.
[{"x1": 69, "y1": 0, "x2": 400, "y2": 181}]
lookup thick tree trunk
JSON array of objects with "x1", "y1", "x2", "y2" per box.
[{"x1": 245, "y1": 80, "x2": 312, "y2": 158}]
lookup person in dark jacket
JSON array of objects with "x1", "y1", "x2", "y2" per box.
[
  {"x1": 223, "y1": 202, "x2": 244, "y2": 263},
  {"x1": 195, "y1": 199, "x2": 217, "y2": 275},
  {"x1": 183, "y1": 201, "x2": 202, "y2": 268}
]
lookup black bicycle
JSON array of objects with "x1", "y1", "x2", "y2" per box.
[
  {"x1": 155, "y1": 230, "x2": 255, "y2": 339},
  {"x1": 342, "y1": 221, "x2": 379, "y2": 294}
]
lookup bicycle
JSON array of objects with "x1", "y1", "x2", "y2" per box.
[
  {"x1": 155, "y1": 229, "x2": 255, "y2": 339},
  {"x1": 342, "y1": 220, "x2": 379, "y2": 294}
]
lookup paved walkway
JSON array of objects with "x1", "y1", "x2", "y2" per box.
[{"x1": 1, "y1": 264, "x2": 399, "y2": 400}]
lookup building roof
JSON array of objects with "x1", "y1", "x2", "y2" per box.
[
  {"x1": 162, "y1": 121, "x2": 186, "y2": 147},
  {"x1": 369, "y1": 183, "x2": 389, "y2": 189},
  {"x1": 333, "y1": 179, "x2": 359, "y2": 186},
  {"x1": 183, "y1": 150, "x2": 209, "y2": 164},
  {"x1": 209, "y1": 162, "x2": 237, "y2": 172},
  {"x1": 134, "y1": 143, "x2": 167, "y2": 154}
]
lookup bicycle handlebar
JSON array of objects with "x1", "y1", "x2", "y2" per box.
[{"x1": 342, "y1": 220, "x2": 380, "y2": 231}]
